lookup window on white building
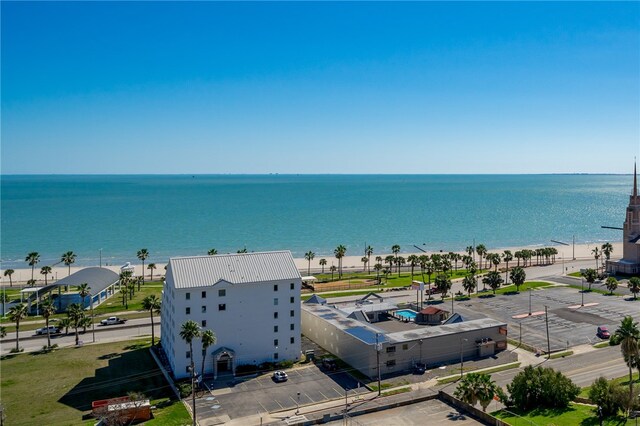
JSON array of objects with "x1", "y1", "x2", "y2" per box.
[
  {"x1": 386, "y1": 360, "x2": 396, "y2": 367},
  {"x1": 290, "y1": 296, "x2": 294, "y2": 303},
  {"x1": 290, "y1": 337, "x2": 295, "y2": 344},
  {"x1": 274, "y1": 284, "x2": 278, "y2": 291},
  {"x1": 186, "y1": 292, "x2": 191, "y2": 300},
  {"x1": 274, "y1": 353, "x2": 279, "y2": 360},
  {"x1": 202, "y1": 320, "x2": 207, "y2": 327},
  {"x1": 386, "y1": 346, "x2": 396, "y2": 353},
  {"x1": 274, "y1": 339, "x2": 278, "y2": 346},
  {"x1": 274, "y1": 312, "x2": 278, "y2": 319},
  {"x1": 202, "y1": 291, "x2": 206, "y2": 298},
  {"x1": 274, "y1": 325, "x2": 278, "y2": 332},
  {"x1": 290, "y1": 283, "x2": 294, "y2": 290},
  {"x1": 186, "y1": 351, "x2": 191, "y2": 359},
  {"x1": 185, "y1": 307, "x2": 191, "y2": 315},
  {"x1": 274, "y1": 298, "x2": 278, "y2": 306},
  {"x1": 218, "y1": 304, "x2": 226, "y2": 311},
  {"x1": 218, "y1": 289, "x2": 226, "y2": 297},
  {"x1": 201, "y1": 305, "x2": 206, "y2": 313},
  {"x1": 290, "y1": 310, "x2": 294, "y2": 317},
  {"x1": 290, "y1": 324, "x2": 294, "y2": 331}
]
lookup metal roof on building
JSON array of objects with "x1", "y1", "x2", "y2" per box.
[
  {"x1": 168, "y1": 251, "x2": 301, "y2": 288},
  {"x1": 52, "y1": 267, "x2": 120, "y2": 295}
]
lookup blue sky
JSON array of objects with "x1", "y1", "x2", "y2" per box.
[{"x1": 2, "y1": 1, "x2": 639, "y2": 174}]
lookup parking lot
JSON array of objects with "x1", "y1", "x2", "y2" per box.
[
  {"x1": 195, "y1": 362, "x2": 369, "y2": 421},
  {"x1": 454, "y1": 284, "x2": 639, "y2": 352}
]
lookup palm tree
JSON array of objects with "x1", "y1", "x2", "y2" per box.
[
  {"x1": 329, "y1": 265, "x2": 337, "y2": 280},
  {"x1": 592, "y1": 247, "x2": 600, "y2": 271},
  {"x1": 483, "y1": 271, "x2": 503, "y2": 294},
  {"x1": 502, "y1": 250, "x2": 513, "y2": 284},
  {"x1": 475, "y1": 374, "x2": 499, "y2": 412},
  {"x1": 605, "y1": 277, "x2": 618, "y2": 295},
  {"x1": 40, "y1": 265, "x2": 52, "y2": 286},
  {"x1": 142, "y1": 295, "x2": 162, "y2": 346},
  {"x1": 384, "y1": 255, "x2": 395, "y2": 273},
  {"x1": 67, "y1": 303, "x2": 85, "y2": 346},
  {"x1": 8, "y1": 303, "x2": 28, "y2": 352},
  {"x1": 614, "y1": 316, "x2": 640, "y2": 412},
  {"x1": 3, "y1": 269, "x2": 15, "y2": 287},
  {"x1": 434, "y1": 274, "x2": 452, "y2": 300},
  {"x1": 475, "y1": 244, "x2": 487, "y2": 270},
  {"x1": 462, "y1": 274, "x2": 477, "y2": 297},
  {"x1": 488, "y1": 253, "x2": 500, "y2": 272},
  {"x1": 407, "y1": 255, "x2": 419, "y2": 281},
  {"x1": 237, "y1": 247, "x2": 248, "y2": 253},
  {"x1": 25, "y1": 252, "x2": 40, "y2": 281},
  {"x1": 41, "y1": 299, "x2": 57, "y2": 349},
  {"x1": 582, "y1": 268, "x2": 597, "y2": 291},
  {"x1": 0, "y1": 291, "x2": 8, "y2": 317},
  {"x1": 0, "y1": 326, "x2": 6, "y2": 338},
  {"x1": 629, "y1": 277, "x2": 640, "y2": 300},
  {"x1": 180, "y1": 320, "x2": 201, "y2": 377},
  {"x1": 396, "y1": 256, "x2": 406, "y2": 277},
  {"x1": 59, "y1": 317, "x2": 71, "y2": 335},
  {"x1": 207, "y1": 249, "x2": 218, "y2": 255},
  {"x1": 137, "y1": 249, "x2": 149, "y2": 284},
  {"x1": 334, "y1": 245, "x2": 346, "y2": 278},
  {"x1": 425, "y1": 261, "x2": 435, "y2": 299},
  {"x1": 365, "y1": 246, "x2": 374, "y2": 273},
  {"x1": 305, "y1": 251, "x2": 315, "y2": 276},
  {"x1": 391, "y1": 245, "x2": 401, "y2": 273},
  {"x1": 466, "y1": 246, "x2": 475, "y2": 263},
  {"x1": 147, "y1": 263, "x2": 157, "y2": 281},
  {"x1": 601, "y1": 242, "x2": 613, "y2": 262},
  {"x1": 361, "y1": 257, "x2": 368, "y2": 273},
  {"x1": 78, "y1": 283, "x2": 90, "y2": 309},
  {"x1": 509, "y1": 266, "x2": 526, "y2": 292},
  {"x1": 319, "y1": 258, "x2": 327, "y2": 274},
  {"x1": 200, "y1": 329, "x2": 217, "y2": 379},
  {"x1": 61, "y1": 251, "x2": 77, "y2": 276},
  {"x1": 374, "y1": 263, "x2": 383, "y2": 283}
]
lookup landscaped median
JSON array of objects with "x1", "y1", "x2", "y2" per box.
[{"x1": 0, "y1": 338, "x2": 190, "y2": 425}]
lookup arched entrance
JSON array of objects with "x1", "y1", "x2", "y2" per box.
[{"x1": 212, "y1": 347, "x2": 236, "y2": 379}]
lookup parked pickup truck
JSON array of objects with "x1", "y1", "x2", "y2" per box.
[{"x1": 100, "y1": 316, "x2": 127, "y2": 326}]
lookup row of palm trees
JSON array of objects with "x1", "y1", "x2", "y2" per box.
[{"x1": 2, "y1": 249, "x2": 156, "y2": 288}]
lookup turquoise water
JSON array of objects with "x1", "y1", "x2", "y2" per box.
[
  {"x1": 395, "y1": 309, "x2": 418, "y2": 320},
  {"x1": 0, "y1": 174, "x2": 631, "y2": 269}
]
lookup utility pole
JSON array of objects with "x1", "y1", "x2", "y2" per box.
[
  {"x1": 459, "y1": 338, "x2": 467, "y2": 378},
  {"x1": 375, "y1": 333, "x2": 381, "y2": 396},
  {"x1": 572, "y1": 235, "x2": 575, "y2": 260},
  {"x1": 545, "y1": 305, "x2": 551, "y2": 359},
  {"x1": 581, "y1": 278, "x2": 584, "y2": 307}
]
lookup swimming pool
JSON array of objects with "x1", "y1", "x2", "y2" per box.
[{"x1": 395, "y1": 309, "x2": 418, "y2": 320}]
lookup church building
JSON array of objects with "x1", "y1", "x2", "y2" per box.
[{"x1": 607, "y1": 164, "x2": 640, "y2": 275}]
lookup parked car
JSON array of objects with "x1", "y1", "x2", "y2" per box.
[
  {"x1": 100, "y1": 316, "x2": 127, "y2": 326},
  {"x1": 272, "y1": 370, "x2": 288, "y2": 382},
  {"x1": 35, "y1": 326, "x2": 61, "y2": 335},
  {"x1": 413, "y1": 362, "x2": 426, "y2": 375},
  {"x1": 596, "y1": 326, "x2": 610, "y2": 339}
]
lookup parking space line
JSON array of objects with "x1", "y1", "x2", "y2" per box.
[
  {"x1": 274, "y1": 399, "x2": 284, "y2": 410},
  {"x1": 303, "y1": 391, "x2": 313, "y2": 403},
  {"x1": 258, "y1": 401, "x2": 268, "y2": 413},
  {"x1": 318, "y1": 390, "x2": 329, "y2": 400}
]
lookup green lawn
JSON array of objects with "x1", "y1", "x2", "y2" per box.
[
  {"x1": 1, "y1": 282, "x2": 164, "y2": 326},
  {"x1": 493, "y1": 403, "x2": 632, "y2": 425},
  {"x1": 0, "y1": 338, "x2": 190, "y2": 426},
  {"x1": 579, "y1": 371, "x2": 640, "y2": 398}
]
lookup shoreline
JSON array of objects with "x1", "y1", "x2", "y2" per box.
[{"x1": 0, "y1": 241, "x2": 622, "y2": 286}]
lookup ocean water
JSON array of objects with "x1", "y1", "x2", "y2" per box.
[{"x1": 0, "y1": 174, "x2": 631, "y2": 269}]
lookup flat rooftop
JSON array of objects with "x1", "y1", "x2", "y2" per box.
[{"x1": 303, "y1": 301, "x2": 506, "y2": 345}]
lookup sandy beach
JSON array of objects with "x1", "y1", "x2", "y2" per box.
[{"x1": 0, "y1": 241, "x2": 623, "y2": 286}]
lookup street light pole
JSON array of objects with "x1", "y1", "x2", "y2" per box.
[
  {"x1": 190, "y1": 365, "x2": 196, "y2": 426},
  {"x1": 581, "y1": 278, "x2": 584, "y2": 307},
  {"x1": 296, "y1": 392, "x2": 300, "y2": 415},
  {"x1": 89, "y1": 288, "x2": 96, "y2": 343},
  {"x1": 99, "y1": 249, "x2": 102, "y2": 268},
  {"x1": 528, "y1": 288, "x2": 532, "y2": 316},
  {"x1": 375, "y1": 333, "x2": 381, "y2": 396}
]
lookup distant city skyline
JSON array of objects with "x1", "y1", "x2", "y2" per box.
[{"x1": 2, "y1": 2, "x2": 639, "y2": 175}]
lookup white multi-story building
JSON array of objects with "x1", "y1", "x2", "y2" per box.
[{"x1": 161, "y1": 251, "x2": 302, "y2": 379}]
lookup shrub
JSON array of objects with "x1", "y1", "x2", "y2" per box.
[
  {"x1": 177, "y1": 382, "x2": 192, "y2": 398},
  {"x1": 276, "y1": 360, "x2": 294, "y2": 369},
  {"x1": 609, "y1": 333, "x2": 622, "y2": 346},
  {"x1": 507, "y1": 365, "x2": 579, "y2": 411},
  {"x1": 235, "y1": 364, "x2": 258, "y2": 376},
  {"x1": 588, "y1": 377, "x2": 626, "y2": 416}
]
